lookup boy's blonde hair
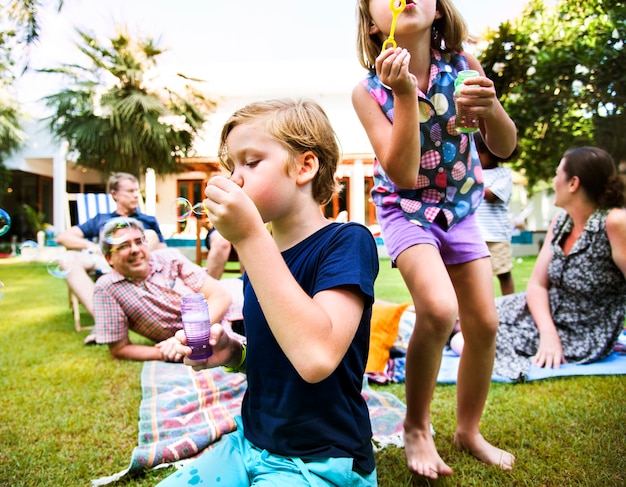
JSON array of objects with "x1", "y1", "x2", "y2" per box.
[
  {"x1": 355, "y1": 0, "x2": 468, "y2": 71},
  {"x1": 218, "y1": 98, "x2": 342, "y2": 205}
]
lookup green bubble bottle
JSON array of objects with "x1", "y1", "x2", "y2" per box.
[{"x1": 454, "y1": 70, "x2": 480, "y2": 133}]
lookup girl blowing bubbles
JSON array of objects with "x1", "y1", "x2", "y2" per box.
[{"x1": 352, "y1": 0, "x2": 517, "y2": 479}]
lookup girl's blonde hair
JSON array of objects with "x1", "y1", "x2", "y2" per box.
[
  {"x1": 355, "y1": 0, "x2": 468, "y2": 71},
  {"x1": 218, "y1": 98, "x2": 342, "y2": 205}
]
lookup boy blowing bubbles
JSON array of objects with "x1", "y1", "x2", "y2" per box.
[{"x1": 164, "y1": 99, "x2": 379, "y2": 487}]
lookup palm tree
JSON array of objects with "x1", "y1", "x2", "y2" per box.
[
  {"x1": 0, "y1": 0, "x2": 50, "y2": 199},
  {"x1": 41, "y1": 26, "x2": 216, "y2": 177},
  {"x1": 0, "y1": 93, "x2": 27, "y2": 200}
]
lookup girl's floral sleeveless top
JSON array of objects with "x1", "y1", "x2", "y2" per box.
[{"x1": 362, "y1": 50, "x2": 483, "y2": 229}]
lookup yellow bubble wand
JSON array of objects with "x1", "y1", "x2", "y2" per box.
[{"x1": 381, "y1": 0, "x2": 407, "y2": 51}]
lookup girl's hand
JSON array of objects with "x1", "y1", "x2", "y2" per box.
[
  {"x1": 173, "y1": 324, "x2": 236, "y2": 371},
  {"x1": 454, "y1": 75, "x2": 499, "y2": 121},
  {"x1": 375, "y1": 47, "x2": 416, "y2": 95},
  {"x1": 532, "y1": 331, "x2": 566, "y2": 369}
]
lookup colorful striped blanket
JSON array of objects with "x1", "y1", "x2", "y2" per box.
[{"x1": 92, "y1": 361, "x2": 406, "y2": 486}]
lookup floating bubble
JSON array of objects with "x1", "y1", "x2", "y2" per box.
[
  {"x1": 172, "y1": 197, "x2": 192, "y2": 222},
  {"x1": 0, "y1": 281, "x2": 5, "y2": 300},
  {"x1": 0, "y1": 208, "x2": 11, "y2": 237},
  {"x1": 192, "y1": 201, "x2": 209, "y2": 217},
  {"x1": 46, "y1": 252, "x2": 74, "y2": 278},
  {"x1": 19, "y1": 240, "x2": 38, "y2": 251},
  {"x1": 18, "y1": 240, "x2": 39, "y2": 260},
  {"x1": 102, "y1": 219, "x2": 133, "y2": 245}
]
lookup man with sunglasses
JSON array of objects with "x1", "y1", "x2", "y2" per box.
[{"x1": 92, "y1": 217, "x2": 232, "y2": 362}]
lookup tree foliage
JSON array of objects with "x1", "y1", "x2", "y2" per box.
[
  {"x1": 42, "y1": 26, "x2": 216, "y2": 178},
  {"x1": 478, "y1": 0, "x2": 626, "y2": 189},
  {"x1": 0, "y1": 0, "x2": 63, "y2": 200}
]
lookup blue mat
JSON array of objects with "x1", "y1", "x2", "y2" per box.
[
  {"x1": 372, "y1": 327, "x2": 626, "y2": 385},
  {"x1": 437, "y1": 347, "x2": 626, "y2": 384}
]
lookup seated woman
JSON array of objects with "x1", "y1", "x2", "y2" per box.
[{"x1": 451, "y1": 146, "x2": 626, "y2": 381}]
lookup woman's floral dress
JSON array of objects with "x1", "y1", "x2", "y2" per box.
[{"x1": 493, "y1": 209, "x2": 626, "y2": 381}]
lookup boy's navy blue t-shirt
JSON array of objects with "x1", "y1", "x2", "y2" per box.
[{"x1": 241, "y1": 222, "x2": 379, "y2": 473}]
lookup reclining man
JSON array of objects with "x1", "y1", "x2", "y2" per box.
[
  {"x1": 55, "y1": 172, "x2": 167, "y2": 316},
  {"x1": 93, "y1": 217, "x2": 233, "y2": 361}
]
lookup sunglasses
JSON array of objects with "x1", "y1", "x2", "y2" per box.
[{"x1": 109, "y1": 235, "x2": 147, "y2": 253}]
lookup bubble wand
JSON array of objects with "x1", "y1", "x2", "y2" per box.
[{"x1": 381, "y1": 0, "x2": 406, "y2": 51}]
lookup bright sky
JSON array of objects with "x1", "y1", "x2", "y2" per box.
[
  {"x1": 18, "y1": 0, "x2": 538, "y2": 154},
  {"x1": 23, "y1": 0, "x2": 533, "y2": 98}
]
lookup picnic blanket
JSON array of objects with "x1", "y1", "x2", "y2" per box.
[{"x1": 92, "y1": 362, "x2": 406, "y2": 486}]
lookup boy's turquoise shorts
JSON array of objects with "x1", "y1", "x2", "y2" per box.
[{"x1": 156, "y1": 416, "x2": 377, "y2": 487}]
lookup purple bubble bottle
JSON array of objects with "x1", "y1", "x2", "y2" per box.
[{"x1": 181, "y1": 293, "x2": 213, "y2": 360}]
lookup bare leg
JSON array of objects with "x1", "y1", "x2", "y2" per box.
[
  {"x1": 449, "y1": 258, "x2": 515, "y2": 470},
  {"x1": 206, "y1": 230, "x2": 232, "y2": 280},
  {"x1": 396, "y1": 245, "x2": 455, "y2": 479},
  {"x1": 498, "y1": 271, "x2": 515, "y2": 295},
  {"x1": 63, "y1": 251, "x2": 97, "y2": 316}
]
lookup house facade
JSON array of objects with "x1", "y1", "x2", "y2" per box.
[{"x1": 2, "y1": 60, "x2": 554, "y2": 252}]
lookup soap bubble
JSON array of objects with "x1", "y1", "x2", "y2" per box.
[
  {"x1": 102, "y1": 218, "x2": 133, "y2": 245},
  {"x1": 192, "y1": 201, "x2": 209, "y2": 217},
  {"x1": 0, "y1": 209, "x2": 11, "y2": 237},
  {"x1": 46, "y1": 252, "x2": 74, "y2": 278},
  {"x1": 172, "y1": 197, "x2": 192, "y2": 222},
  {"x1": 18, "y1": 240, "x2": 39, "y2": 260},
  {"x1": 0, "y1": 281, "x2": 5, "y2": 300},
  {"x1": 19, "y1": 240, "x2": 38, "y2": 251}
]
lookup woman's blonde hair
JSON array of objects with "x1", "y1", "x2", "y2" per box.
[
  {"x1": 218, "y1": 98, "x2": 342, "y2": 205},
  {"x1": 355, "y1": 0, "x2": 468, "y2": 71}
]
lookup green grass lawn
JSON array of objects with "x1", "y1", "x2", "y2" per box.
[{"x1": 0, "y1": 256, "x2": 624, "y2": 486}]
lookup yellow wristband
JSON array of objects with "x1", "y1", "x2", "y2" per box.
[{"x1": 223, "y1": 342, "x2": 246, "y2": 373}]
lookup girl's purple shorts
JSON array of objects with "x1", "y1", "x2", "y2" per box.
[{"x1": 377, "y1": 205, "x2": 489, "y2": 266}]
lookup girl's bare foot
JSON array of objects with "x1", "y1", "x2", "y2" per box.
[
  {"x1": 454, "y1": 431, "x2": 515, "y2": 470},
  {"x1": 404, "y1": 426, "x2": 453, "y2": 479}
]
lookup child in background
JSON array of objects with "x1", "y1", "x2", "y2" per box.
[
  {"x1": 352, "y1": 0, "x2": 517, "y2": 480},
  {"x1": 474, "y1": 132, "x2": 518, "y2": 296},
  {"x1": 158, "y1": 98, "x2": 379, "y2": 487}
]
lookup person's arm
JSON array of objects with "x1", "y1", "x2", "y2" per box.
[
  {"x1": 151, "y1": 221, "x2": 168, "y2": 248},
  {"x1": 171, "y1": 249, "x2": 233, "y2": 322},
  {"x1": 485, "y1": 168, "x2": 513, "y2": 204},
  {"x1": 142, "y1": 215, "x2": 168, "y2": 249},
  {"x1": 483, "y1": 187, "x2": 498, "y2": 203},
  {"x1": 94, "y1": 278, "x2": 182, "y2": 362},
  {"x1": 205, "y1": 177, "x2": 368, "y2": 384},
  {"x1": 240, "y1": 229, "x2": 365, "y2": 383},
  {"x1": 465, "y1": 54, "x2": 517, "y2": 160},
  {"x1": 606, "y1": 208, "x2": 626, "y2": 278},
  {"x1": 352, "y1": 49, "x2": 421, "y2": 189},
  {"x1": 526, "y1": 215, "x2": 565, "y2": 368},
  {"x1": 198, "y1": 275, "x2": 232, "y2": 325},
  {"x1": 108, "y1": 336, "x2": 182, "y2": 362},
  {"x1": 55, "y1": 225, "x2": 99, "y2": 251}
]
